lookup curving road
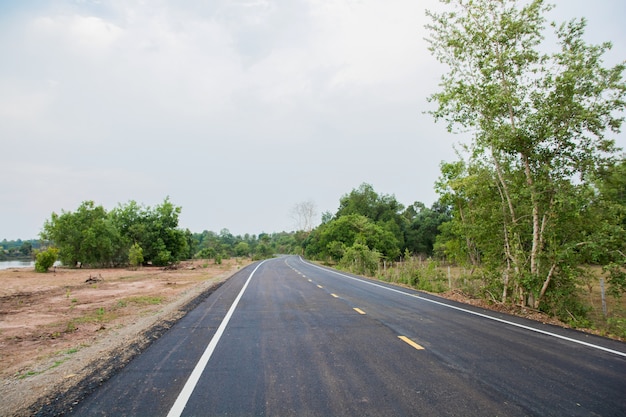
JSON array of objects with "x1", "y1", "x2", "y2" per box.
[{"x1": 66, "y1": 256, "x2": 626, "y2": 416}]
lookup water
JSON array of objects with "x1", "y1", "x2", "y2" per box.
[{"x1": 0, "y1": 260, "x2": 35, "y2": 270}]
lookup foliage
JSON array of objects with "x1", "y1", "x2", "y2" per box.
[
  {"x1": 35, "y1": 247, "x2": 58, "y2": 273},
  {"x1": 42, "y1": 201, "x2": 123, "y2": 267},
  {"x1": 303, "y1": 183, "x2": 451, "y2": 271},
  {"x1": 41, "y1": 198, "x2": 190, "y2": 267},
  {"x1": 128, "y1": 243, "x2": 144, "y2": 270},
  {"x1": 336, "y1": 183, "x2": 406, "y2": 250},
  {"x1": 0, "y1": 239, "x2": 39, "y2": 260},
  {"x1": 426, "y1": 0, "x2": 626, "y2": 317},
  {"x1": 338, "y1": 243, "x2": 381, "y2": 276},
  {"x1": 110, "y1": 197, "x2": 189, "y2": 266},
  {"x1": 403, "y1": 201, "x2": 451, "y2": 256},
  {"x1": 306, "y1": 213, "x2": 400, "y2": 262}
]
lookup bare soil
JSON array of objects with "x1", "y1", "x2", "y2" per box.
[{"x1": 0, "y1": 259, "x2": 249, "y2": 417}]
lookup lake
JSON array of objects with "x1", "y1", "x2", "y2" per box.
[{"x1": 0, "y1": 260, "x2": 35, "y2": 270}]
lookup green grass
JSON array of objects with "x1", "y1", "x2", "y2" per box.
[
  {"x1": 122, "y1": 295, "x2": 165, "y2": 305},
  {"x1": 15, "y1": 346, "x2": 81, "y2": 379}
]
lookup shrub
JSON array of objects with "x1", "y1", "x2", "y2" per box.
[
  {"x1": 35, "y1": 247, "x2": 59, "y2": 273},
  {"x1": 339, "y1": 243, "x2": 380, "y2": 276},
  {"x1": 128, "y1": 243, "x2": 144, "y2": 270}
]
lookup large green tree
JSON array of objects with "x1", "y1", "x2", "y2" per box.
[
  {"x1": 42, "y1": 201, "x2": 123, "y2": 267},
  {"x1": 335, "y1": 183, "x2": 406, "y2": 256},
  {"x1": 110, "y1": 197, "x2": 189, "y2": 266},
  {"x1": 305, "y1": 214, "x2": 400, "y2": 262},
  {"x1": 427, "y1": 0, "x2": 626, "y2": 311}
]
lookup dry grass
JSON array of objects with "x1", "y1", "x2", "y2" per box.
[{"x1": 375, "y1": 260, "x2": 626, "y2": 341}]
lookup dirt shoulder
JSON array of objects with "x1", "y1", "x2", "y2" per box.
[{"x1": 0, "y1": 258, "x2": 250, "y2": 417}]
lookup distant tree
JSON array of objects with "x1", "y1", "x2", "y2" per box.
[
  {"x1": 19, "y1": 241, "x2": 33, "y2": 256},
  {"x1": 291, "y1": 200, "x2": 318, "y2": 232},
  {"x1": 234, "y1": 241, "x2": 250, "y2": 257},
  {"x1": 315, "y1": 214, "x2": 400, "y2": 261},
  {"x1": 403, "y1": 201, "x2": 451, "y2": 257},
  {"x1": 335, "y1": 183, "x2": 406, "y2": 256}
]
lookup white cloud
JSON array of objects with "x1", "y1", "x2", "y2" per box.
[{"x1": 0, "y1": 0, "x2": 624, "y2": 239}]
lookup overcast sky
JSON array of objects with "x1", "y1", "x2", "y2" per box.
[{"x1": 1, "y1": 0, "x2": 625, "y2": 240}]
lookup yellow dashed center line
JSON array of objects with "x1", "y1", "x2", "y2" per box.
[
  {"x1": 398, "y1": 336, "x2": 425, "y2": 351},
  {"x1": 331, "y1": 293, "x2": 339, "y2": 298},
  {"x1": 317, "y1": 284, "x2": 323, "y2": 289},
  {"x1": 353, "y1": 307, "x2": 366, "y2": 315}
]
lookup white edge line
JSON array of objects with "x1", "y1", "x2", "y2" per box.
[
  {"x1": 166, "y1": 260, "x2": 267, "y2": 417},
  {"x1": 298, "y1": 257, "x2": 626, "y2": 358}
]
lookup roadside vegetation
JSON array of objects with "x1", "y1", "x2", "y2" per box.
[{"x1": 304, "y1": 0, "x2": 626, "y2": 339}]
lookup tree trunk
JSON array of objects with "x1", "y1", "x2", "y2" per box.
[{"x1": 535, "y1": 263, "x2": 557, "y2": 309}]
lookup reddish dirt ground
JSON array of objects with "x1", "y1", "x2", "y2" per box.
[{"x1": 0, "y1": 259, "x2": 249, "y2": 417}]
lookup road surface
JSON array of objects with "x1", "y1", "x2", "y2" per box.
[{"x1": 66, "y1": 255, "x2": 626, "y2": 416}]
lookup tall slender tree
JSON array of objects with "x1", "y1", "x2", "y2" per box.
[{"x1": 427, "y1": 0, "x2": 626, "y2": 310}]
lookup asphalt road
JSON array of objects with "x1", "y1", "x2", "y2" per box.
[{"x1": 66, "y1": 256, "x2": 626, "y2": 416}]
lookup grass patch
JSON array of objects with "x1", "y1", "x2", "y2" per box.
[
  {"x1": 16, "y1": 345, "x2": 85, "y2": 379},
  {"x1": 122, "y1": 295, "x2": 165, "y2": 306},
  {"x1": 70, "y1": 306, "x2": 118, "y2": 326}
]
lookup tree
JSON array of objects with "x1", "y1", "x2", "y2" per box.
[
  {"x1": 403, "y1": 201, "x2": 451, "y2": 256},
  {"x1": 110, "y1": 197, "x2": 189, "y2": 266},
  {"x1": 234, "y1": 241, "x2": 250, "y2": 257},
  {"x1": 291, "y1": 200, "x2": 318, "y2": 232},
  {"x1": 314, "y1": 214, "x2": 400, "y2": 262},
  {"x1": 336, "y1": 183, "x2": 406, "y2": 255},
  {"x1": 42, "y1": 201, "x2": 122, "y2": 267},
  {"x1": 593, "y1": 158, "x2": 626, "y2": 297},
  {"x1": 427, "y1": 0, "x2": 626, "y2": 312},
  {"x1": 20, "y1": 241, "x2": 33, "y2": 256}
]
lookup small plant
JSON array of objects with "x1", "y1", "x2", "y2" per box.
[
  {"x1": 128, "y1": 243, "x2": 144, "y2": 270},
  {"x1": 66, "y1": 321, "x2": 77, "y2": 333},
  {"x1": 35, "y1": 247, "x2": 59, "y2": 273}
]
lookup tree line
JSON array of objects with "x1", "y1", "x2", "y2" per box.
[
  {"x1": 302, "y1": 183, "x2": 449, "y2": 273},
  {"x1": 0, "y1": 239, "x2": 40, "y2": 260},
  {"x1": 34, "y1": 197, "x2": 307, "y2": 271}
]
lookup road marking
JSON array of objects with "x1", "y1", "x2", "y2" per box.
[
  {"x1": 166, "y1": 260, "x2": 267, "y2": 417},
  {"x1": 300, "y1": 257, "x2": 626, "y2": 358},
  {"x1": 331, "y1": 293, "x2": 339, "y2": 298},
  {"x1": 353, "y1": 307, "x2": 366, "y2": 315},
  {"x1": 317, "y1": 284, "x2": 323, "y2": 289},
  {"x1": 399, "y1": 336, "x2": 425, "y2": 351}
]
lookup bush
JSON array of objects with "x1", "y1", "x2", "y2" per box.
[
  {"x1": 35, "y1": 247, "x2": 59, "y2": 273},
  {"x1": 339, "y1": 243, "x2": 380, "y2": 276},
  {"x1": 128, "y1": 243, "x2": 144, "y2": 270}
]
